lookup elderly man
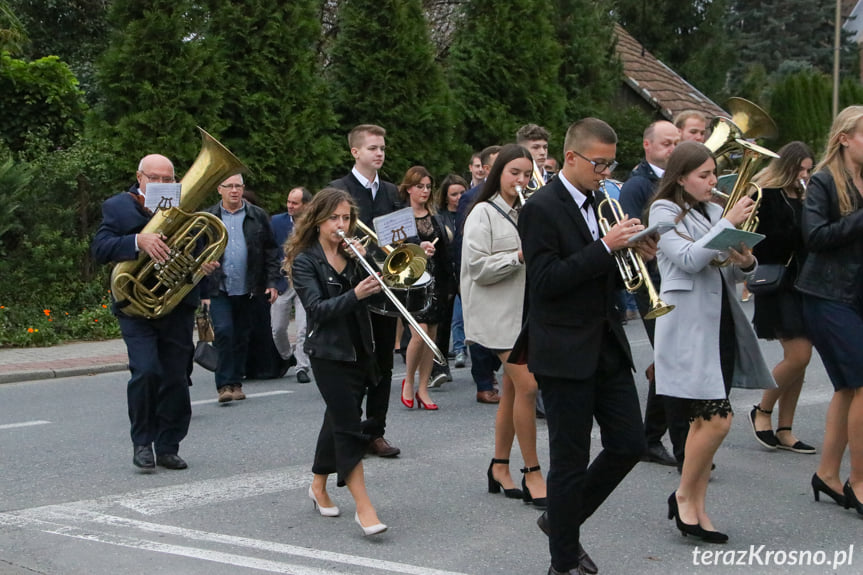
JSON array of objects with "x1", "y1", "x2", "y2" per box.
[
  {"x1": 92, "y1": 154, "x2": 217, "y2": 471},
  {"x1": 202, "y1": 174, "x2": 281, "y2": 403}
]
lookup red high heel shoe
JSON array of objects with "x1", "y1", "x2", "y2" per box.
[
  {"x1": 400, "y1": 379, "x2": 414, "y2": 409},
  {"x1": 416, "y1": 395, "x2": 438, "y2": 411}
]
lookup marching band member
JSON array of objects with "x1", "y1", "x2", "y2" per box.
[
  {"x1": 648, "y1": 141, "x2": 774, "y2": 543},
  {"x1": 462, "y1": 144, "x2": 546, "y2": 508},
  {"x1": 798, "y1": 106, "x2": 863, "y2": 514},
  {"x1": 287, "y1": 188, "x2": 387, "y2": 536},
  {"x1": 516, "y1": 119, "x2": 652, "y2": 575}
]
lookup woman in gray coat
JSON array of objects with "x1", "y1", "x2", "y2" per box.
[{"x1": 648, "y1": 142, "x2": 775, "y2": 543}]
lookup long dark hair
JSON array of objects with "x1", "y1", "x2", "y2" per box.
[
  {"x1": 437, "y1": 174, "x2": 468, "y2": 212},
  {"x1": 649, "y1": 141, "x2": 715, "y2": 224},
  {"x1": 283, "y1": 188, "x2": 358, "y2": 276},
  {"x1": 469, "y1": 143, "x2": 532, "y2": 217}
]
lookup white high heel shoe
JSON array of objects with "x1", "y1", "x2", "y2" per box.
[
  {"x1": 308, "y1": 486, "x2": 340, "y2": 517},
  {"x1": 354, "y1": 512, "x2": 387, "y2": 536}
]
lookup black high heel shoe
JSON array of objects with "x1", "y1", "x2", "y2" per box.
[
  {"x1": 667, "y1": 492, "x2": 728, "y2": 543},
  {"x1": 521, "y1": 465, "x2": 547, "y2": 509},
  {"x1": 843, "y1": 480, "x2": 863, "y2": 516},
  {"x1": 812, "y1": 473, "x2": 846, "y2": 506},
  {"x1": 487, "y1": 459, "x2": 523, "y2": 499}
]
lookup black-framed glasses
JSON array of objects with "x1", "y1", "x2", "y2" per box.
[
  {"x1": 140, "y1": 172, "x2": 175, "y2": 183},
  {"x1": 573, "y1": 151, "x2": 618, "y2": 174}
]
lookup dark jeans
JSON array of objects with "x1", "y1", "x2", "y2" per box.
[
  {"x1": 469, "y1": 341, "x2": 501, "y2": 392},
  {"x1": 210, "y1": 292, "x2": 254, "y2": 389},
  {"x1": 366, "y1": 313, "x2": 397, "y2": 438},
  {"x1": 118, "y1": 306, "x2": 193, "y2": 455},
  {"x1": 538, "y1": 333, "x2": 645, "y2": 572}
]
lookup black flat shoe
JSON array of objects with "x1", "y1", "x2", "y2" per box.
[
  {"x1": 521, "y1": 465, "x2": 547, "y2": 509},
  {"x1": 133, "y1": 444, "x2": 155, "y2": 471},
  {"x1": 487, "y1": 458, "x2": 523, "y2": 499},
  {"x1": 811, "y1": 473, "x2": 846, "y2": 506},
  {"x1": 843, "y1": 481, "x2": 863, "y2": 516},
  {"x1": 749, "y1": 405, "x2": 778, "y2": 449},
  {"x1": 775, "y1": 427, "x2": 816, "y2": 454},
  {"x1": 156, "y1": 453, "x2": 188, "y2": 470}
]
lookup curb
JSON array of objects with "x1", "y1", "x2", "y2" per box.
[{"x1": 0, "y1": 362, "x2": 128, "y2": 385}]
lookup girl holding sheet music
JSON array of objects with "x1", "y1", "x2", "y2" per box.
[{"x1": 648, "y1": 141, "x2": 775, "y2": 543}]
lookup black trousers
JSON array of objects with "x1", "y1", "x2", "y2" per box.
[
  {"x1": 636, "y1": 288, "x2": 689, "y2": 462},
  {"x1": 310, "y1": 358, "x2": 370, "y2": 486},
  {"x1": 118, "y1": 306, "x2": 193, "y2": 455},
  {"x1": 366, "y1": 313, "x2": 397, "y2": 438},
  {"x1": 538, "y1": 332, "x2": 646, "y2": 572}
]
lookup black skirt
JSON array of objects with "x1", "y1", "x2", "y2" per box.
[{"x1": 752, "y1": 285, "x2": 808, "y2": 340}]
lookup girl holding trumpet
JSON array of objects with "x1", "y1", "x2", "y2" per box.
[{"x1": 648, "y1": 141, "x2": 774, "y2": 542}]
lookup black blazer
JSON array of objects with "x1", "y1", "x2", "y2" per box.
[
  {"x1": 514, "y1": 177, "x2": 631, "y2": 380},
  {"x1": 291, "y1": 242, "x2": 375, "y2": 363}
]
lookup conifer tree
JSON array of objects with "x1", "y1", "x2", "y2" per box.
[
  {"x1": 93, "y1": 0, "x2": 225, "y2": 184},
  {"x1": 328, "y1": 0, "x2": 457, "y2": 180},
  {"x1": 446, "y1": 0, "x2": 566, "y2": 153},
  {"x1": 207, "y1": 0, "x2": 339, "y2": 203}
]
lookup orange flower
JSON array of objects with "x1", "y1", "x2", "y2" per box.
[
  {"x1": 102, "y1": 304, "x2": 107, "y2": 309},
  {"x1": 43, "y1": 309, "x2": 51, "y2": 316},
  {"x1": 94, "y1": 319, "x2": 99, "y2": 322},
  {"x1": 0, "y1": 305, "x2": 5, "y2": 309},
  {"x1": 48, "y1": 318, "x2": 53, "y2": 322},
  {"x1": 27, "y1": 327, "x2": 34, "y2": 333}
]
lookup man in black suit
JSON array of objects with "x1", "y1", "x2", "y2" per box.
[
  {"x1": 517, "y1": 118, "x2": 655, "y2": 575},
  {"x1": 329, "y1": 124, "x2": 401, "y2": 458},
  {"x1": 92, "y1": 154, "x2": 217, "y2": 472}
]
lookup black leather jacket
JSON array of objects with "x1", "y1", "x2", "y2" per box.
[
  {"x1": 796, "y1": 170, "x2": 863, "y2": 305},
  {"x1": 291, "y1": 242, "x2": 376, "y2": 362}
]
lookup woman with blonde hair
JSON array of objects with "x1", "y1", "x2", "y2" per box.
[
  {"x1": 748, "y1": 141, "x2": 816, "y2": 454},
  {"x1": 798, "y1": 106, "x2": 863, "y2": 513}
]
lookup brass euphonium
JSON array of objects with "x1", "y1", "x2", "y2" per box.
[
  {"x1": 596, "y1": 192, "x2": 674, "y2": 320},
  {"x1": 110, "y1": 128, "x2": 247, "y2": 318}
]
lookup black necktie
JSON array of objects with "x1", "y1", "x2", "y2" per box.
[{"x1": 581, "y1": 194, "x2": 594, "y2": 210}]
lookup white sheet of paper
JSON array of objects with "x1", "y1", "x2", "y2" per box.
[
  {"x1": 373, "y1": 207, "x2": 417, "y2": 245},
  {"x1": 144, "y1": 183, "x2": 182, "y2": 212}
]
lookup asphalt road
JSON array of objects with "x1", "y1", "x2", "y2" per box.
[{"x1": 0, "y1": 299, "x2": 858, "y2": 575}]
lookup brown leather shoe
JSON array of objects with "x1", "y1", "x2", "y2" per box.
[
  {"x1": 476, "y1": 390, "x2": 500, "y2": 404},
  {"x1": 217, "y1": 386, "x2": 233, "y2": 403},
  {"x1": 232, "y1": 384, "x2": 246, "y2": 400},
  {"x1": 367, "y1": 437, "x2": 400, "y2": 457}
]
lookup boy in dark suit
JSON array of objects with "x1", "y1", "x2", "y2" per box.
[{"x1": 517, "y1": 118, "x2": 656, "y2": 575}]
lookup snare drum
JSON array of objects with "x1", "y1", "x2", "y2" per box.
[{"x1": 368, "y1": 272, "x2": 434, "y2": 318}]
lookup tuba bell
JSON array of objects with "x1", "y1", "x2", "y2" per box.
[{"x1": 110, "y1": 128, "x2": 247, "y2": 318}]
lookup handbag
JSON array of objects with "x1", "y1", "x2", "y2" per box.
[
  {"x1": 194, "y1": 340, "x2": 219, "y2": 372},
  {"x1": 196, "y1": 306, "x2": 214, "y2": 342},
  {"x1": 748, "y1": 263, "x2": 787, "y2": 296}
]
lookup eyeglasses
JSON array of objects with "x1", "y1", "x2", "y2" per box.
[
  {"x1": 573, "y1": 151, "x2": 618, "y2": 174},
  {"x1": 140, "y1": 172, "x2": 175, "y2": 183},
  {"x1": 219, "y1": 183, "x2": 245, "y2": 190}
]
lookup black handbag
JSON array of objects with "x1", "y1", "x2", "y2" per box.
[
  {"x1": 748, "y1": 263, "x2": 787, "y2": 295},
  {"x1": 194, "y1": 340, "x2": 219, "y2": 372}
]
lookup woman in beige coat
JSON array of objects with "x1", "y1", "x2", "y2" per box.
[{"x1": 462, "y1": 144, "x2": 546, "y2": 507}]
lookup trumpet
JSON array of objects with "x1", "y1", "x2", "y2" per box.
[
  {"x1": 596, "y1": 195, "x2": 674, "y2": 320},
  {"x1": 337, "y1": 229, "x2": 447, "y2": 365},
  {"x1": 524, "y1": 160, "x2": 546, "y2": 195}
]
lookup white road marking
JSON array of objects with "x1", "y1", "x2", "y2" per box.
[
  {"x1": 191, "y1": 390, "x2": 293, "y2": 406},
  {"x1": 0, "y1": 420, "x2": 50, "y2": 430}
]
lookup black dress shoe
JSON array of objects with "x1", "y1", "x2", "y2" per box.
[
  {"x1": 133, "y1": 445, "x2": 155, "y2": 471},
  {"x1": 641, "y1": 443, "x2": 677, "y2": 466},
  {"x1": 296, "y1": 369, "x2": 311, "y2": 384},
  {"x1": 278, "y1": 355, "x2": 297, "y2": 377},
  {"x1": 366, "y1": 437, "x2": 400, "y2": 457},
  {"x1": 156, "y1": 453, "x2": 188, "y2": 470},
  {"x1": 537, "y1": 513, "x2": 597, "y2": 574}
]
